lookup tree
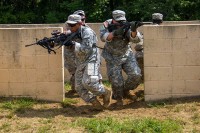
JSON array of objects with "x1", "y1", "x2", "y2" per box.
[{"x1": 0, "y1": 0, "x2": 199, "y2": 24}]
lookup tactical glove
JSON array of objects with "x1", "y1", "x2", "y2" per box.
[
  {"x1": 112, "y1": 27, "x2": 124, "y2": 36},
  {"x1": 63, "y1": 40, "x2": 75, "y2": 46},
  {"x1": 131, "y1": 21, "x2": 142, "y2": 32}
]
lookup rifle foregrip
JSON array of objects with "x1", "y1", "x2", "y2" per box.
[{"x1": 141, "y1": 22, "x2": 153, "y2": 25}]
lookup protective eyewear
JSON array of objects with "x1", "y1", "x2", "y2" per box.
[
  {"x1": 117, "y1": 20, "x2": 126, "y2": 24},
  {"x1": 68, "y1": 23, "x2": 76, "y2": 27}
]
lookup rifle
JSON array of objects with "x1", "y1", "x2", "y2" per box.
[
  {"x1": 107, "y1": 21, "x2": 152, "y2": 32},
  {"x1": 25, "y1": 30, "x2": 78, "y2": 54}
]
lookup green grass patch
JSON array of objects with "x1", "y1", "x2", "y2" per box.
[
  {"x1": 64, "y1": 82, "x2": 71, "y2": 92},
  {"x1": 0, "y1": 123, "x2": 11, "y2": 132},
  {"x1": 72, "y1": 117, "x2": 182, "y2": 133},
  {"x1": 102, "y1": 80, "x2": 111, "y2": 88},
  {"x1": 17, "y1": 124, "x2": 31, "y2": 131},
  {"x1": 147, "y1": 102, "x2": 167, "y2": 108},
  {"x1": 0, "y1": 97, "x2": 36, "y2": 113},
  {"x1": 191, "y1": 113, "x2": 200, "y2": 124},
  {"x1": 61, "y1": 98, "x2": 78, "y2": 108},
  {"x1": 65, "y1": 80, "x2": 112, "y2": 89},
  {"x1": 37, "y1": 125, "x2": 52, "y2": 133}
]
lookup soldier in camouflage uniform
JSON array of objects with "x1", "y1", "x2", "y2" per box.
[
  {"x1": 64, "y1": 10, "x2": 89, "y2": 94},
  {"x1": 152, "y1": 13, "x2": 163, "y2": 25},
  {"x1": 73, "y1": 10, "x2": 103, "y2": 83},
  {"x1": 64, "y1": 10, "x2": 103, "y2": 95},
  {"x1": 65, "y1": 14, "x2": 111, "y2": 110},
  {"x1": 134, "y1": 13, "x2": 163, "y2": 82},
  {"x1": 100, "y1": 10, "x2": 142, "y2": 105}
]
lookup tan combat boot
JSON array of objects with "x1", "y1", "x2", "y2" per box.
[
  {"x1": 115, "y1": 98, "x2": 123, "y2": 106},
  {"x1": 123, "y1": 90, "x2": 137, "y2": 101},
  {"x1": 91, "y1": 98, "x2": 104, "y2": 111},
  {"x1": 102, "y1": 88, "x2": 112, "y2": 108}
]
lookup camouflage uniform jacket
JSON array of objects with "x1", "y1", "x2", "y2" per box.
[
  {"x1": 64, "y1": 23, "x2": 95, "y2": 73},
  {"x1": 100, "y1": 19, "x2": 142, "y2": 64},
  {"x1": 69, "y1": 25, "x2": 99, "y2": 68}
]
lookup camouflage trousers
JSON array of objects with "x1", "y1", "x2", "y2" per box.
[
  {"x1": 106, "y1": 53, "x2": 141, "y2": 100},
  {"x1": 64, "y1": 50, "x2": 76, "y2": 91},
  {"x1": 135, "y1": 50, "x2": 144, "y2": 82},
  {"x1": 75, "y1": 62, "x2": 105, "y2": 103}
]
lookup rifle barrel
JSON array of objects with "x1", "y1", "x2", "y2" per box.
[
  {"x1": 141, "y1": 22, "x2": 153, "y2": 25},
  {"x1": 25, "y1": 43, "x2": 37, "y2": 47}
]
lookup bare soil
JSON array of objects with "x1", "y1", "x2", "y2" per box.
[{"x1": 0, "y1": 85, "x2": 200, "y2": 132}]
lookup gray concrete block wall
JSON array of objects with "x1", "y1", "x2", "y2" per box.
[
  {"x1": 0, "y1": 27, "x2": 64, "y2": 102},
  {"x1": 143, "y1": 24, "x2": 200, "y2": 101}
]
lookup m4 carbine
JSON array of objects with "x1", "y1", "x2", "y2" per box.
[
  {"x1": 25, "y1": 30, "x2": 78, "y2": 54},
  {"x1": 107, "y1": 21, "x2": 152, "y2": 32}
]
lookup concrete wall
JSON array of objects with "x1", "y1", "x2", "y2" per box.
[
  {"x1": 0, "y1": 27, "x2": 64, "y2": 102},
  {"x1": 143, "y1": 24, "x2": 200, "y2": 101},
  {"x1": 0, "y1": 22, "x2": 200, "y2": 102}
]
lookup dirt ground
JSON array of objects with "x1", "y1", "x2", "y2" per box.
[
  {"x1": 65, "y1": 84, "x2": 145, "y2": 111},
  {"x1": 0, "y1": 85, "x2": 200, "y2": 132},
  {"x1": 63, "y1": 85, "x2": 200, "y2": 132}
]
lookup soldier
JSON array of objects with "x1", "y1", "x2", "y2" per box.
[
  {"x1": 64, "y1": 10, "x2": 87, "y2": 95},
  {"x1": 152, "y1": 13, "x2": 163, "y2": 25},
  {"x1": 64, "y1": 14, "x2": 111, "y2": 110},
  {"x1": 73, "y1": 10, "x2": 86, "y2": 26},
  {"x1": 134, "y1": 13, "x2": 163, "y2": 82},
  {"x1": 100, "y1": 10, "x2": 142, "y2": 106}
]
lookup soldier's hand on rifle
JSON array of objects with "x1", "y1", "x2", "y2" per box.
[
  {"x1": 63, "y1": 40, "x2": 75, "y2": 46},
  {"x1": 112, "y1": 27, "x2": 124, "y2": 36},
  {"x1": 49, "y1": 42, "x2": 55, "y2": 48},
  {"x1": 131, "y1": 21, "x2": 142, "y2": 32}
]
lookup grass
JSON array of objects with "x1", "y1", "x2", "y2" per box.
[
  {"x1": 0, "y1": 97, "x2": 199, "y2": 132},
  {"x1": 61, "y1": 98, "x2": 78, "y2": 107},
  {"x1": 72, "y1": 117, "x2": 182, "y2": 133},
  {"x1": 64, "y1": 81, "x2": 72, "y2": 91},
  {"x1": 65, "y1": 80, "x2": 112, "y2": 92},
  {"x1": 147, "y1": 102, "x2": 167, "y2": 108},
  {"x1": 102, "y1": 80, "x2": 112, "y2": 88},
  {"x1": 191, "y1": 113, "x2": 200, "y2": 125},
  {"x1": 0, "y1": 82, "x2": 199, "y2": 132},
  {"x1": 0, "y1": 97, "x2": 36, "y2": 113},
  {"x1": 0, "y1": 123, "x2": 11, "y2": 132}
]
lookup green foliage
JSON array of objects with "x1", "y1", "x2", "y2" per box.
[
  {"x1": 72, "y1": 117, "x2": 182, "y2": 133},
  {"x1": 0, "y1": 0, "x2": 200, "y2": 23}
]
